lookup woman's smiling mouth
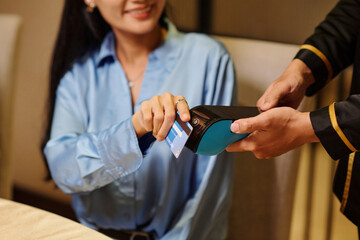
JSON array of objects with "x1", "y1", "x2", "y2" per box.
[{"x1": 125, "y1": 5, "x2": 153, "y2": 19}]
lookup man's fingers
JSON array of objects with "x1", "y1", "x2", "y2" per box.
[
  {"x1": 230, "y1": 114, "x2": 267, "y2": 134},
  {"x1": 226, "y1": 137, "x2": 254, "y2": 152},
  {"x1": 257, "y1": 81, "x2": 289, "y2": 111},
  {"x1": 257, "y1": 89, "x2": 282, "y2": 112},
  {"x1": 226, "y1": 133, "x2": 270, "y2": 159}
]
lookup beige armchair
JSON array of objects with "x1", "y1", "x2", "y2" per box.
[
  {"x1": 216, "y1": 36, "x2": 359, "y2": 240},
  {"x1": 214, "y1": 36, "x2": 315, "y2": 240},
  {"x1": 0, "y1": 14, "x2": 22, "y2": 199}
]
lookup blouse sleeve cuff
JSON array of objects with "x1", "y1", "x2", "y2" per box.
[{"x1": 96, "y1": 117, "x2": 144, "y2": 179}]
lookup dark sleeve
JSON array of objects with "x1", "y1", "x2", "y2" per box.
[
  {"x1": 310, "y1": 95, "x2": 360, "y2": 160},
  {"x1": 138, "y1": 132, "x2": 156, "y2": 155},
  {"x1": 294, "y1": 0, "x2": 360, "y2": 96}
]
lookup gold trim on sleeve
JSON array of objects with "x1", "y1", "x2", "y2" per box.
[
  {"x1": 329, "y1": 103, "x2": 357, "y2": 152},
  {"x1": 340, "y1": 152, "x2": 355, "y2": 212},
  {"x1": 300, "y1": 44, "x2": 333, "y2": 81}
]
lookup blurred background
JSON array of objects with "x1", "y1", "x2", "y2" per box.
[{"x1": 0, "y1": 0, "x2": 357, "y2": 239}]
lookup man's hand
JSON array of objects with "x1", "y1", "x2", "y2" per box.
[
  {"x1": 226, "y1": 107, "x2": 319, "y2": 159},
  {"x1": 257, "y1": 59, "x2": 315, "y2": 111}
]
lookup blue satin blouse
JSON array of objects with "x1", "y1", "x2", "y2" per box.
[{"x1": 44, "y1": 21, "x2": 236, "y2": 240}]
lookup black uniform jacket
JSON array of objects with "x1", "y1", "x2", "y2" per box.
[{"x1": 295, "y1": 0, "x2": 360, "y2": 227}]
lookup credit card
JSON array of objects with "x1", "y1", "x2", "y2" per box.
[{"x1": 165, "y1": 112, "x2": 193, "y2": 158}]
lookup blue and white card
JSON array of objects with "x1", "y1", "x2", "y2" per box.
[{"x1": 165, "y1": 112, "x2": 193, "y2": 158}]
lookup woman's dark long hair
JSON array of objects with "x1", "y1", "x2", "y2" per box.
[{"x1": 42, "y1": 0, "x2": 167, "y2": 180}]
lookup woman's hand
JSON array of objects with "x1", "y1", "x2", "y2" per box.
[
  {"x1": 257, "y1": 59, "x2": 315, "y2": 112},
  {"x1": 132, "y1": 93, "x2": 190, "y2": 141}
]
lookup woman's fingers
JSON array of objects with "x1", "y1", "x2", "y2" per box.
[
  {"x1": 137, "y1": 93, "x2": 190, "y2": 141},
  {"x1": 151, "y1": 95, "x2": 165, "y2": 137},
  {"x1": 154, "y1": 94, "x2": 190, "y2": 141},
  {"x1": 174, "y1": 96, "x2": 190, "y2": 122},
  {"x1": 140, "y1": 100, "x2": 152, "y2": 132},
  {"x1": 155, "y1": 97, "x2": 174, "y2": 141}
]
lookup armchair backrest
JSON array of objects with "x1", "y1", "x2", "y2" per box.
[
  {"x1": 0, "y1": 14, "x2": 22, "y2": 199},
  {"x1": 214, "y1": 36, "x2": 313, "y2": 240}
]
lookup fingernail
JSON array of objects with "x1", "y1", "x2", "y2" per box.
[
  {"x1": 263, "y1": 102, "x2": 270, "y2": 110},
  {"x1": 181, "y1": 113, "x2": 190, "y2": 121},
  {"x1": 231, "y1": 123, "x2": 239, "y2": 132}
]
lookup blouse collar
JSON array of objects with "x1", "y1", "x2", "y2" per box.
[{"x1": 96, "y1": 20, "x2": 183, "y2": 72}]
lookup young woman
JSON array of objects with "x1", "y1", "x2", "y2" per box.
[{"x1": 43, "y1": 0, "x2": 237, "y2": 239}]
